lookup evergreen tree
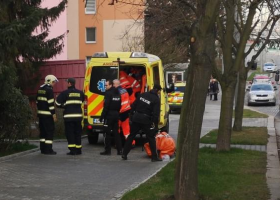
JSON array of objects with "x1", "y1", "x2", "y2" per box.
[{"x1": 0, "y1": 0, "x2": 67, "y2": 150}]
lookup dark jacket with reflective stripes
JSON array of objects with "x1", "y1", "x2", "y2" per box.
[
  {"x1": 36, "y1": 84, "x2": 56, "y2": 117},
  {"x1": 55, "y1": 86, "x2": 85, "y2": 121}
]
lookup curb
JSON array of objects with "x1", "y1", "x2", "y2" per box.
[
  {"x1": 0, "y1": 135, "x2": 88, "y2": 163},
  {"x1": 0, "y1": 147, "x2": 40, "y2": 163},
  {"x1": 111, "y1": 158, "x2": 174, "y2": 200}
]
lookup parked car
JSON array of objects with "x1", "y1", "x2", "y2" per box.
[
  {"x1": 263, "y1": 62, "x2": 279, "y2": 72},
  {"x1": 247, "y1": 83, "x2": 276, "y2": 106},
  {"x1": 247, "y1": 74, "x2": 277, "y2": 90},
  {"x1": 168, "y1": 82, "x2": 186, "y2": 112}
]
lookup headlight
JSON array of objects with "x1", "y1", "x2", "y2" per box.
[
  {"x1": 249, "y1": 93, "x2": 256, "y2": 98},
  {"x1": 268, "y1": 94, "x2": 275, "y2": 98}
]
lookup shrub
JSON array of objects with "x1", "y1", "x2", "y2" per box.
[{"x1": 0, "y1": 87, "x2": 32, "y2": 151}]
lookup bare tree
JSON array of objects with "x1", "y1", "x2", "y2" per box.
[
  {"x1": 136, "y1": 0, "x2": 221, "y2": 199},
  {"x1": 212, "y1": 0, "x2": 280, "y2": 151},
  {"x1": 233, "y1": 1, "x2": 280, "y2": 131}
]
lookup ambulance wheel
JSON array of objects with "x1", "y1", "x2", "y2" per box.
[
  {"x1": 88, "y1": 134, "x2": 99, "y2": 144},
  {"x1": 161, "y1": 118, "x2": 169, "y2": 133}
]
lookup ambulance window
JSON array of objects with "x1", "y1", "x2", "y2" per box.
[
  {"x1": 153, "y1": 66, "x2": 160, "y2": 85},
  {"x1": 89, "y1": 66, "x2": 118, "y2": 95}
]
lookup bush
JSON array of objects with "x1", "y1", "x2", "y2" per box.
[{"x1": 0, "y1": 87, "x2": 32, "y2": 151}]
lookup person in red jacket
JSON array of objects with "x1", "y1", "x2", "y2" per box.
[
  {"x1": 119, "y1": 70, "x2": 134, "y2": 103},
  {"x1": 126, "y1": 73, "x2": 141, "y2": 104},
  {"x1": 113, "y1": 79, "x2": 135, "y2": 146}
]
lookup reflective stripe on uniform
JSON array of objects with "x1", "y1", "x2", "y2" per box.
[
  {"x1": 121, "y1": 100, "x2": 129, "y2": 105},
  {"x1": 45, "y1": 140, "x2": 53, "y2": 144},
  {"x1": 64, "y1": 114, "x2": 83, "y2": 118},
  {"x1": 40, "y1": 139, "x2": 45, "y2": 142},
  {"x1": 55, "y1": 100, "x2": 61, "y2": 106},
  {"x1": 75, "y1": 145, "x2": 82, "y2": 148},
  {"x1": 64, "y1": 100, "x2": 83, "y2": 105},
  {"x1": 48, "y1": 99, "x2": 54, "y2": 103},
  {"x1": 37, "y1": 97, "x2": 47, "y2": 101},
  {"x1": 49, "y1": 106, "x2": 55, "y2": 110},
  {"x1": 68, "y1": 144, "x2": 76, "y2": 148},
  {"x1": 37, "y1": 110, "x2": 52, "y2": 115},
  {"x1": 131, "y1": 80, "x2": 137, "y2": 87}
]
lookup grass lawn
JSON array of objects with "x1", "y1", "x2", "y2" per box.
[
  {"x1": 121, "y1": 148, "x2": 269, "y2": 200},
  {"x1": 0, "y1": 142, "x2": 37, "y2": 157},
  {"x1": 200, "y1": 127, "x2": 268, "y2": 145},
  {"x1": 235, "y1": 109, "x2": 268, "y2": 118}
]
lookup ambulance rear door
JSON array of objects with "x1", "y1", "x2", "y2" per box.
[
  {"x1": 151, "y1": 60, "x2": 169, "y2": 131},
  {"x1": 85, "y1": 62, "x2": 119, "y2": 126}
]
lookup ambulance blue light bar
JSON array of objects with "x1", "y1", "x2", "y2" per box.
[
  {"x1": 130, "y1": 52, "x2": 148, "y2": 58},
  {"x1": 92, "y1": 52, "x2": 108, "y2": 58}
]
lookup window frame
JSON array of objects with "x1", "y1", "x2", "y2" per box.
[
  {"x1": 85, "y1": 27, "x2": 96, "y2": 43},
  {"x1": 85, "y1": 0, "x2": 96, "y2": 14}
]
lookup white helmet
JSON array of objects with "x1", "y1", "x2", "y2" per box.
[{"x1": 45, "y1": 75, "x2": 59, "y2": 84}]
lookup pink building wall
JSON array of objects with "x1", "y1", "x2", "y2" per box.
[{"x1": 40, "y1": 0, "x2": 68, "y2": 60}]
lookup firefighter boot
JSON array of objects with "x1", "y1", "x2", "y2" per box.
[
  {"x1": 67, "y1": 147, "x2": 76, "y2": 155},
  {"x1": 44, "y1": 142, "x2": 57, "y2": 155},
  {"x1": 76, "y1": 148, "x2": 82, "y2": 155},
  {"x1": 40, "y1": 140, "x2": 45, "y2": 154}
]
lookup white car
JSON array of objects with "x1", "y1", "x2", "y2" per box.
[
  {"x1": 263, "y1": 62, "x2": 279, "y2": 72},
  {"x1": 247, "y1": 83, "x2": 276, "y2": 106},
  {"x1": 246, "y1": 74, "x2": 277, "y2": 91}
]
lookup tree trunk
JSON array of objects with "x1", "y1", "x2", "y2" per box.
[
  {"x1": 175, "y1": 54, "x2": 213, "y2": 200},
  {"x1": 216, "y1": 80, "x2": 236, "y2": 151},
  {"x1": 233, "y1": 63, "x2": 249, "y2": 131},
  {"x1": 174, "y1": 1, "x2": 221, "y2": 199}
]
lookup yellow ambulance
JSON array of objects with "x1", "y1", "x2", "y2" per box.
[
  {"x1": 168, "y1": 81, "x2": 186, "y2": 112},
  {"x1": 83, "y1": 52, "x2": 170, "y2": 144}
]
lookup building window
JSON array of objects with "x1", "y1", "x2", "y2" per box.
[
  {"x1": 85, "y1": 0, "x2": 96, "y2": 14},
  {"x1": 86, "y1": 27, "x2": 96, "y2": 43}
]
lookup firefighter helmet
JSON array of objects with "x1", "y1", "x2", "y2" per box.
[{"x1": 45, "y1": 75, "x2": 59, "y2": 84}]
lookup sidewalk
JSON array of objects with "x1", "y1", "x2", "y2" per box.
[{"x1": 203, "y1": 98, "x2": 280, "y2": 200}]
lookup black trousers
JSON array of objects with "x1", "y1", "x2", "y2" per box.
[
  {"x1": 39, "y1": 117, "x2": 55, "y2": 153},
  {"x1": 210, "y1": 93, "x2": 218, "y2": 100},
  {"x1": 123, "y1": 121, "x2": 158, "y2": 159},
  {"x1": 65, "y1": 121, "x2": 82, "y2": 154},
  {"x1": 104, "y1": 118, "x2": 122, "y2": 153}
]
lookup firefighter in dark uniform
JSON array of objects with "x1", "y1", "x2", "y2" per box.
[
  {"x1": 36, "y1": 75, "x2": 58, "y2": 155},
  {"x1": 55, "y1": 78, "x2": 85, "y2": 155},
  {"x1": 100, "y1": 80, "x2": 122, "y2": 155},
  {"x1": 122, "y1": 84, "x2": 162, "y2": 162}
]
